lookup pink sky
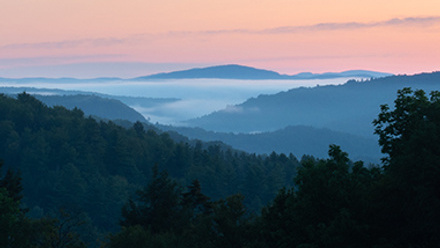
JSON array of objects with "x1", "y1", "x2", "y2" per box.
[{"x1": 1, "y1": 0, "x2": 440, "y2": 77}]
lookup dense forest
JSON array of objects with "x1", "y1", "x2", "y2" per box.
[
  {"x1": 0, "y1": 93, "x2": 299, "y2": 246},
  {"x1": 1, "y1": 88, "x2": 440, "y2": 247}
]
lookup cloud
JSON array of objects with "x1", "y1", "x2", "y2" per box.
[
  {"x1": 221, "y1": 105, "x2": 260, "y2": 114},
  {"x1": 260, "y1": 16, "x2": 440, "y2": 34},
  {"x1": 131, "y1": 99, "x2": 234, "y2": 124},
  {"x1": 156, "y1": 16, "x2": 440, "y2": 36},
  {"x1": 2, "y1": 16, "x2": 439, "y2": 51},
  {"x1": 0, "y1": 55, "x2": 127, "y2": 73},
  {"x1": 2, "y1": 37, "x2": 126, "y2": 50},
  {"x1": 0, "y1": 54, "x2": 124, "y2": 64},
  {"x1": 142, "y1": 16, "x2": 440, "y2": 38},
  {"x1": 221, "y1": 105, "x2": 244, "y2": 113}
]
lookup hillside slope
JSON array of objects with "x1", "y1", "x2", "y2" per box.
[
  {"x1": 160, "y1": 125, "x2": 381, "y2": 163},
  {"x1": 0, "y1": 93, "x2": 300, "y2": 240},
  {"x1": 187, "y1": 72, "x2": 440, "y2": 137},
  {"x1": 35, "y1": 94, "x2": 147, "y2": 123}
]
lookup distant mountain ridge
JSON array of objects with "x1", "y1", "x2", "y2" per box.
[
  {"x1": 133, "y1": 64, "x2": 393, "y2": 80},
  {"x1": 0, "y1": 64, "x2": 392, "y2": 81},
  {"x1": 134, "y1": 64, "x2": 283, "y2": 80}
]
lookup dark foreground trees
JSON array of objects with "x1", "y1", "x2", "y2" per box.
[
  {"x1": 257, "y1": 88, "x2": 440, "y2": 247},
  {"x1": 0, "y1": 160, "x2": 87, "y2": 248},
  {"x1": 105, "y1": 166, "x2": 253, "y2": 248},
  {"x1": 257, "y1": 146, "x2": 380, "y2": 248},
  {"x1": 105, "y1": 88, "x2": 440, "y2": 248},
  {"x1": 372, "y1": 88, "x2": 440, "y2": 247},
  {"x1": 105, "y1": 145, "x2": 381, "y2": 248},
  {"x1": 0, "y1": 93, "x2": 299, "y2": 240},
  {"x1": 3, "y1": 88, "x2": 440, "y2": 247}
]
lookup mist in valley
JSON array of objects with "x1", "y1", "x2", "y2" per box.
[{"x1": 0, "y1": 77, "x2": 351, "y2": 124}]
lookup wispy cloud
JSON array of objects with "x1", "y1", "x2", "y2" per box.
[
  {"x1": 186, "y1": 16, "x2": 440, "y2": 35},
  {"x1": 0, "y1": 54, "x2": 125, "y2": 69},
  {"x1": 158, "y1": 16, "x2": 440, "y2": 36},
  {"x1": 261, "y1": 16, "x2": 440, "y2": 34},
  {"x1": 2, "y1": 16, "x2": 439, "y2": 51},
  {"x1": 2, "y1": 37, "x2": 126, "y2": 50}
]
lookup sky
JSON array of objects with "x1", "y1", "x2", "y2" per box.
[{"x1": 1, "y1": 0, "x2": 440, "y2": 78}]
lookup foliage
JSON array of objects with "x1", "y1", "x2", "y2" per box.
[
  {"x1": 120, "y1": 165, "x2": 183, "y2": 234},
  {"x1": 372, "y1": 87, "x2": 440, "y2": 247},
  {"x1": 258, "y1": 145, "x2": 378, "y2": 247},
  {"x1": 0, "y1": 93, "x2": 299, "y2": 243},
  {"x1": 4, "y1": 88, "x2": 440, "y2": 247},
  {"x1": 0, "y1": 160, "x2": 86, "y2": 248},
  {"x1": 105, "y1": 167, "x2": 254, "y2": 248},
  {"x1": 0, "y1": 160, "x2": 32, "y2": 248}
]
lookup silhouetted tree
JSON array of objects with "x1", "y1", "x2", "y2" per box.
[{"x1": 373, "y1": 88, "x2": 440, "y2": 246}]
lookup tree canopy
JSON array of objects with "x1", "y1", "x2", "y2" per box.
[{"x1": 2, "y1": 88, "x2": 440, "y2": 247}]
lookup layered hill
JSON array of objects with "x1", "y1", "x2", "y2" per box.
[
  {"x1": 159, "y1": 125, "x2": 381, "y2": 163},
  {"x1": 0, "y1": 93, "x2": 300, "y2": 242},
  {"x1": 0, "y1": 87, "x2": 180, "y2": 123},
  {"x1": 186, "y1": 72, "x2": 440, "y2": 137},
  {"x1": 34, "y1": 94, "x2": 147, "y2": 123},
  {"x1": 1, "y1": 64, "x2": 391, "y2": 82}
]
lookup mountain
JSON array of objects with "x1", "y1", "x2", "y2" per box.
[
  {"x1": 1, "y1": 87, "x2": 148, "y2": 122},
  {"x1": 34, "y1": 94, "x2": 148, "y2": 123},
  {"x1": 133, "y1": 64, "x2": 284, "y2": 80},
  {"x1": 159, "y1": 125, "x2": 381, "y2": 163},
  {"x1": 186, "y1": 71, "x2": 440, "y2": 137},
  {"x1": 292, "y1": 70, "x2": 394, "y2": 79},
  {"x1": 0, "y1": 93, "x2": 300, "y2": 241},
  {"x1": 0, "y1": 86, "x2": 180, "y2": 123},
  {"x1": 0, "y1": 64, "x2": 392, "y2": 82},
  {"x1": 133, "y1": 64, "x2": 392, "y2": 80}
]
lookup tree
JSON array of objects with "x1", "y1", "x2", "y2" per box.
[
  {"x1": 0, "y1": 165, "x2": 24, "y2": 203},
  {"x1": 372, "y1": 88, "x2": 440, "y2": 247},
  {"x1": 0, "y1": 187, "x2": 29, "y2": 247},
  {"x1": 0, "y1": 160, "x2": 87, "y2": 248},
  {"x1": 36, "y1": 209, "x2": 87, "y2": 248},
  {"x1": 182, "y1": 179, "x2": 212, "y2": 219},
  {"x1": 259, "y1": 187, "x2": 297, "y2": 247},
  {"x1": 0, "y1": 161, "x2": 34, "y2": 247},
  {"x1": 120, "y1": 165, "x2": 183, "y2": 234},
  {"x1": 258, "y1": 145, "x2": 375, "y2": 248},
  {"x1": 212, "y1": 194, "x2": 251, "y2": 248},
  {"x1": 104, "y1": 225, "x2": 183, "y2": 248}
]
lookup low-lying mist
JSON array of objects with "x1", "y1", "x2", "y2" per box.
[{"x1": 1, "y1": 77, "x2": 353, "y2": 124}]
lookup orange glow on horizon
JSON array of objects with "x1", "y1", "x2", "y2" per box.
[{"x1": 1, "y1": 0, "x2": 439, "y2": 76}]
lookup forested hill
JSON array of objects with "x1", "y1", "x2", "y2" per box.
[
  {"x1": 34, "y1": 94, "x2": 147, "y2": 123},
  {"x1": 159, "y1": 125, "x2": 381, "y2": 163},
  {"x1": 187, "y1": 71, "x2": 440, "y2": 136},
  {"x1": 2, "y1": 90, "x2": 440, "y2": 248},
  {"x1": 0, "y1": 93, "x2": 299, "y2": 243},
  {"x1": 0, "y1": 86, "x2": 181, "y2": 123}
]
